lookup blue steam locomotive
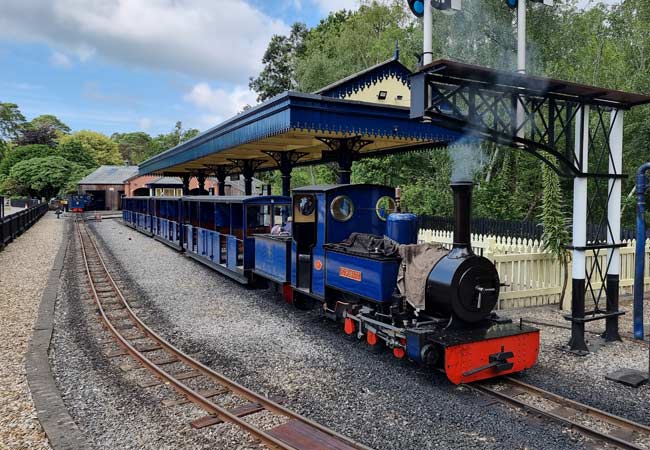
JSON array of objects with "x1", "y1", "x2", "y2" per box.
[
  {"x1": 69, "y1": 194, "x2": 93, "y2": 212},
  {"x1": 121, "y1": 183, "x2": 539, "y2": 384}
]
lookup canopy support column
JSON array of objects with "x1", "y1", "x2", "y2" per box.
[
  {"x1": 317, "y1": 136, "x2": 372, "y2": 184},
  {"x1": 567, "y1": 105, "x2": 590, "y2": 355},
  {"x1": 263, "y1": 151, "x2": 308, "y2": 196},
  {"x1": 195, "y1": 169, "x2": 206, "y2": 195},
  {"x1": 605, "y1": 110, "x2": 624, "y2": 342},
  {"x1": 229, "y1": 159, "x2": 265, "y2": 196},
  {"x1": 206, "y1": 165, "x2": 233, "y2": 196},
  {"x1": 181, "y1": 174, "x2": 191, "y2": 196}
]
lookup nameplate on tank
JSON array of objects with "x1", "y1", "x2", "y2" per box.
[{"x1": 339, "y1": 267, "x2": 362, "y2": 282}]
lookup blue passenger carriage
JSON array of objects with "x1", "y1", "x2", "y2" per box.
[
  {"x1": 129, "y1": 197, "x2": 152, "y2": 235},
  {"x1": 182, "y1": 196, "x2": 291, "y2": 284},
  {"x1": 151, "y1": 197, "x2": 183, "y2": 250}
]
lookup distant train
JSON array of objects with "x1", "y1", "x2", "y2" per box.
[
  {"x1": 121, "y1": 183, "x2": 539, "y2": 384},
  {"x1": 69, "y1": 194, "x2": 93, "y2": 213}
]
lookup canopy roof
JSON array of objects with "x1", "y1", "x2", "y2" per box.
[
  {"x1": 417, "y1": 59, "x2": 650, "y2": 108},
  {"x1": 138, "y1": 91, "x2": 459, "y2": 177}
]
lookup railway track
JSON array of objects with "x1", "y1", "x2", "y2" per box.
[
  {"x1": 521, "y1": 318, "x2": 649, "y2": 348},
  {"x1": 75, "y1": 219, "x2": 372, "y2": 450},
  {"x1": 470, "y1": 376, "x2": 650, "y2": 450}
]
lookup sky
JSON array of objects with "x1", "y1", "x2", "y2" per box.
[
  {"x1": 0, "y1": 0, "x2": 359, "y2": 137},
  {"x1": 0, "y1": 0, "x2": 618, "y2": 137}
]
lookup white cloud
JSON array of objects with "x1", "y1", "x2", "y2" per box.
[
  {"x1": 139, "y1": 117, "x2": 152, "y2": 131},
  {"x1": 0, "y1": 0, "x2": 288, "y2": 83},
  {"x1": 313, "y1": 0, "x2": 359, "y2": 14},
  {"x1": 184, "y1": 82, "x2": 257, "y2": 126},
  {"x1": 49, "y1": 51, "x2": 72, "y2": 68}
]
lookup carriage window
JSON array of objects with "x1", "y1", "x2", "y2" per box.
[
  {"x1": 247, "y1": 205, "x2": 271, "y2": 234},
  {"x1": 375, "y1": 196, "x2": 396, "y2": 221},
  {"x1": 330, "y1": 195, "x2": 354, "y2": 222},
  {"x1": 273, "y1": 205, "x2": 290, "y2": 225}
]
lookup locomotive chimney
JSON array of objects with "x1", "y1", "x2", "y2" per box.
[{"x1": 450, "y1": 181, "x2": 474, "y2": 257}]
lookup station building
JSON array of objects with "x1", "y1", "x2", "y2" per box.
[{"x1": 78, "y1": 165, "x2": 265, "y2": 210}]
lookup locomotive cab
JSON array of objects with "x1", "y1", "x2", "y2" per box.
[{"x1": 289, "y1": 184, "x2": 397, "y2": 299}]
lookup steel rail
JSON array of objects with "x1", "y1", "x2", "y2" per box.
[
  {"x1": 76, "y1": 220, "x2": 372, "y2": 450},
  {"x1": 504, "y1": 377, "x2": 650, "y2": 436},
  {"x1": 468, "y1": 377, "x2": 650, "y2": 450},
  {"x1": 76, "y1": 221, "x2": 297, "y2": 450}
]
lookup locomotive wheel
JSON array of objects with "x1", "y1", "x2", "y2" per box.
[
  {"x1": 420, "y1": 344, "x2": 442, "y2": 368},
  {"x1": 343, "y1": 318, "x2": 357, "y2": 341},
  {"x1": 366, "y1": 331, "x2": 384, "y2": 353}
]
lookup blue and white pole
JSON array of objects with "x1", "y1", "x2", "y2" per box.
[{"x1": 634, "y1": 162, "x2": 650, "y2": 339}]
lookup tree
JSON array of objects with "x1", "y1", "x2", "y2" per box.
[
  {"x1": 539, "y1": 161, "x2": 571, "y2": 306},
  {"x1": 111, "y1": 131, "x2": 154, "y2": 164},
  {"x1": 146, "y1": 122, "x2": 200, "y2": 161},
  {"x1": 30, "y1": 115, "x2": 71, "y2": 135},
  {"x1": 296, "y1": 3, "x2": 420, "y2": 93},
  {"x1": 59, "y1": 131, "x2": 123, "y2": 165},
  {"x1": 15, "y1": 124, "x2": 59, "y2": 147},
  {"x1": 9, "y1": 156, "x2": 89, "y2": 198},
  {"x1": 56, "y1": 140, "x2": 97, "y2": 168},
  {"x1": 249, "y1": 22, "x2": 308, "y2": 102},
  {"x1": 0, "y1": 102, "x2": 26, "y2": 160},
  {"x1": 0, "y1": 102, "x2": 25, "y2": 141},
  {"x1": 0, "y1": 144, "x2": 52, "y2": 176}
]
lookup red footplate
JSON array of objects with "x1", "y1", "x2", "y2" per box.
[{"x1": 444, "y1": 329, "x2": 540, "y2": 384}]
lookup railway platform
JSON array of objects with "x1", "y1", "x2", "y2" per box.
[{"x1": 0, "y1": 212, "x2": 65, "y2": 450}]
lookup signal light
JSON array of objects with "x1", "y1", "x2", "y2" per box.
[
  {"x1": 432, "y1": 0, "x2": 451, "y2": 10},
  {"x1": 506, "y1": 0, "x2": 552, "y2": 8},
  {"x1": 407, "y1": 0, "x2": 425, "y2": 17}
]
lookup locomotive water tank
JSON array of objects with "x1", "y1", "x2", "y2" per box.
[{"x1": 386, "y1": 212, "x2": 419, "y2": 244}]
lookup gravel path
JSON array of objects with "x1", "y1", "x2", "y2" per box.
[
  {"x1": 45, "y1": 219, "x2": 598, "y2": 450},
  {"x1": 0, "y1": 212, "x2": 63, "y2": 450}
]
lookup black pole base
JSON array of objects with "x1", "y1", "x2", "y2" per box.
[
  {"x1": 566, "y1": 278, "x2": 589, "y2": 355},
  {"x1": 603, "y1": 274, "x2": 622, "y2": 342}
]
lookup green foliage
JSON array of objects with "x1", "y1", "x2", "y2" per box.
[
  {"x1": 0, "y1": 144, "x2": 52, "y2": 176},
  {"x1": 59, "y1": 130, "x2": 123, "y2": 166},
  {"x1": 144, "y1": 122, "x2": 200, "y2": 161},
  {"x1": 56, "y1": 140, "x2": 97, "y2": 168},
  {"x1": 29, "y1": 115, "x2": 71, "y2": 134},
  {"x1": 0, "y1": 102, "x2": 25, "y2": 142},
  {"x1": 296, "y1": 2, "x2": 421, "y2": 92},
  {"x1": 9, "y1": 156, "x2": 89, "y2": 198},
  {"x1": 249, "y1": 23, "x2": 308, "y2": 102},
  {"x1": 111, "y1": 131, "x2": 154, "y2": 164},
  {"x1": 540, "y1": 161, "x2": 571, "y2": 303}
]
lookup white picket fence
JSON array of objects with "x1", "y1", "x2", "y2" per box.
[{"x1": 418, "y1": 229, "x2": 650, "y2": 310}]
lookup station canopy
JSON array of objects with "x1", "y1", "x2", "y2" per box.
[
  {"x1": 138, "y1": 56, "x2": 462, "y2": 177},
  {"x1": 138, "y1": 56, "x2": 650, "y2": 178}
]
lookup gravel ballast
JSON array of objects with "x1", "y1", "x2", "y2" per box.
[
  {"x1": 0, "y1": 212, "x2": 63, "y2": 450},
  {"x1": 45, "y1": 218, "x2": 602, "y2": 450},
  {"x1": 500, "y1": 304, "x2": 650, "y2": 426}
]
